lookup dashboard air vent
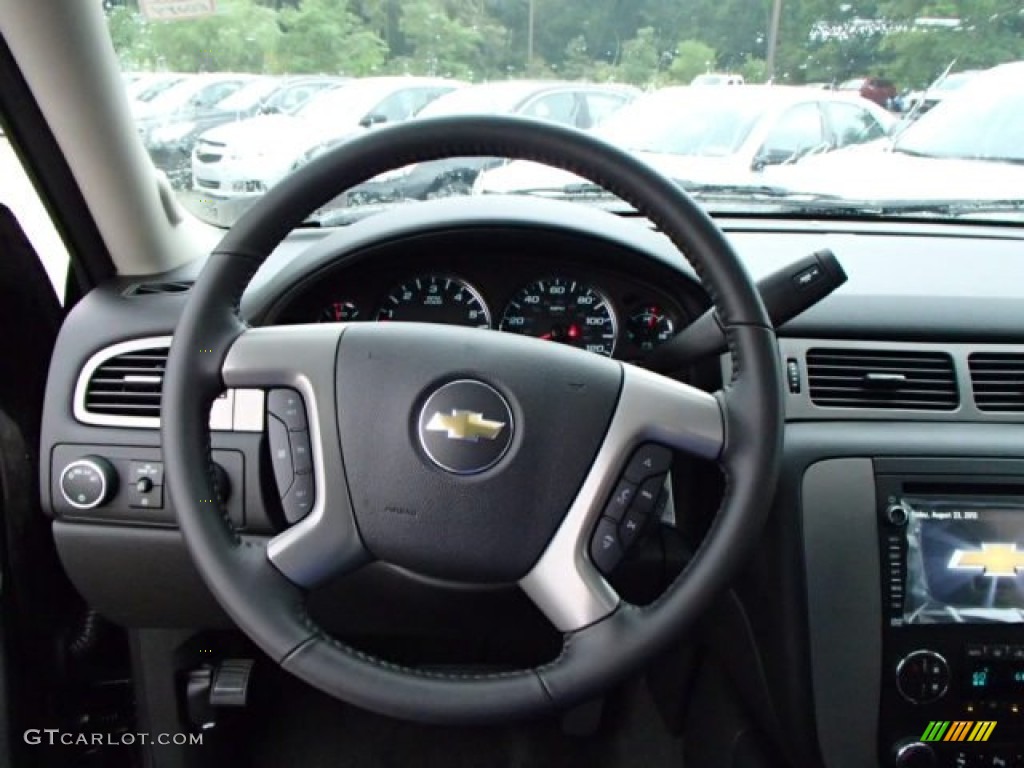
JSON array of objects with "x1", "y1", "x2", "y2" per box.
[
  {"x1": 83, "y1": 346, "x2": 167, "y2": 419},
  {"x1": 125, "y1": 280, "x2": 193, "y2": 297},
  {"x1": 806, "y1": 348, "x2": 958, "y2": 411},
  {"x1": 969, "y1": 352, "x2": 1024, "y2": 412}
]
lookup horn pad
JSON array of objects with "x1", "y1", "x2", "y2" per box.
[{"x1": 335, "y1": 323, "x2": 621, "y2": 583}]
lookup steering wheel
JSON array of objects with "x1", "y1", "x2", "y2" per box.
[{"x1": 162, "y1": 116, "x2": 783, "y2": 724}]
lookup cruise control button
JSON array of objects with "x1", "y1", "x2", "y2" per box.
[
  {"x1": 282, "y1": 471, "x2": 314, "y2": 524},
  {"x1": 590, "y1": 517, "x2": 623, "y2": 575},
  {"x1": 603, "y1": 479, "x2": 637, "y2": 522},
  {"x1": 624, "y1": 444, "x2": 672, "y2": 483},
  {"x1": 619, "y1": 507, "x2": 647, "y2": 549},
  {"x1": 268, "y1": 413, "x2": 294, "y2": 497},
  {"x1": 289, "y1": 430, "x2": 313, "y2": 475},
  {"x1": 268, "y1": 388, "x2": 307, "y2": 431},
  {"x1": 633, "y1": 475, "x2": 664, "y2": 517}
]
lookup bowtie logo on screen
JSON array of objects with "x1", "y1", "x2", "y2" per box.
[{"x1": 948, "y1": 543, "x2": 1024, "y2": 578}]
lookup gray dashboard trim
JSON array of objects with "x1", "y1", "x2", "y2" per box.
[
  {"x1": 801, "y1": 458, "x2": 879, "y2": 768},
  {"x1": 778, "y1": 338, "x2": 1024, "y2": 422}
]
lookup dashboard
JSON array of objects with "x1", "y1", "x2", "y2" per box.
[{"x1": 36, "y1": 195, "x2": 1024, "y2": 768}]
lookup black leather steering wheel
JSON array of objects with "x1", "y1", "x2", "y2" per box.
[{"x1": 162, "y1": 116, "x2": 783, "y2": 724}]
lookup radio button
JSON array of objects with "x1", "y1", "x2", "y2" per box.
[
  {"x1": 896, "y1": 650, "x2": 950, "y2": 704},
  {"x1": 986, "y1": 644, "x2": 1008, "y2": 661},
  {"x1": 886, "y1": 502, "x2": 911, "y2": 526}
]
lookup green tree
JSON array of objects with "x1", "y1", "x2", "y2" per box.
[
  {"x1": 614, "y1": 26, "x2": 664, "y2": 86},
  {"x1": 396, "y1": 0, "x2": 506, "y2": 80},
  {"x1": 739, "y1": 56, "x2": 767, "y2": 82},
  {"x1": 275, "y1": 0, "x2": 387, "y2": 74},
  {"x1": 146, "y1": 0, "x2": 280, "y2": 71},
  {"x1": 666, "y1": 39, "x2": 716, "y2": 84}
]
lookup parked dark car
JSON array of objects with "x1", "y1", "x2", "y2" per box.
[
  {"x1": 146, "y1": 76, "x2": 345, "y2": 188},
  {"x1": 839, "y1": 76, "x2": 898, "y2": 109},
  {"x1": 322, "y1": 80, "x2": 639, "y2": 207}
]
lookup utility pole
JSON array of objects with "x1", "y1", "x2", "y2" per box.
[
  {"x1": 765, "y1": 0, "x2": 783, "y2": 82},
  {"x1": 527, "y1": 0, "x2": 535, "y2": 68}
]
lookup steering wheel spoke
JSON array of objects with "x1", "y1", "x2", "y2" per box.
[
  {"x1": 222, "y1": 325, "x2": 368, "y2": 587},
  {"x1": 520, "y1": 364, "x2": 723, "y2": 632}
]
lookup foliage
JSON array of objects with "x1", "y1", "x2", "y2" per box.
[
  {"x1": 106, "y1": 0, "x2": 1024, "y2": 90},
  {"x1": 274, "y1": 0, "x2": 386, "y2": 74},
  {"x1": 667, "y1": 40, "x2": 718, "y2": 84}
]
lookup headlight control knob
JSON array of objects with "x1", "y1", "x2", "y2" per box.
[{"x1": 59, "y1": 456, "x2": 117, "y2": 510}]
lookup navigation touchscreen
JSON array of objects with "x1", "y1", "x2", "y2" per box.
[{"x1": 903, "y1": 498, "x2": 1024, "y2": 624}]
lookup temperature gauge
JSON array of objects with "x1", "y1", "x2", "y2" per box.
[
  {"x1": 627, "y1": 306, "x2": 675, "y2": 351},
  {"x1": 319, "y1": 301, "x2": 360, "y2": 323}
]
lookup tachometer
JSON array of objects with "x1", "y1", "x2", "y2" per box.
[
  {"x1": 499, "y1": 278, "x2": 617, "y2": 357},
  {"x1": 376, "y1": 275, "x2": 491, "y2": 328}
]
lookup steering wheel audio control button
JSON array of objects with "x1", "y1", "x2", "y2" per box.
[
  {"x1": 590, "y1": 517, "x2": 624, "y2": 575},
  {"x1": 267, "y1": 413, "x2": 295, "y2": 496},
  {"x1": 289, "y1": 430, "x2": 313, "y2": 475},
  {"x1": 624, "y1": 444, "x2": 672, "y2": 483},
  {"x1": 268, "y1": 388, "x2": 308, "y2": 431},
  {"x1": 282, "y1": 471, "x2": 315, "y2": 524},
  {"x1": 603, "y1": 479, "x2": 637, "y2": 522}
]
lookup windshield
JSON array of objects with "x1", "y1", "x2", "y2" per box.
[
  {"x1": 597, "y1": 89, "x2": 762, "y2": 157},
  {"x1": 106, "y1": 2, "x2": 1024, "y2": 227}
]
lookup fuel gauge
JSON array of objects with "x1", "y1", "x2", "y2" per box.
[
  {"x1": 319, "y1": 301, "x2": 360, "y2": 323},
  {"x1": 627, "y1": 306, "x2": 675, "y2": 351}
]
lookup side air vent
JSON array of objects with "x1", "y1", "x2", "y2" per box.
[
  {"x1": 125, "y1": 280, "x2": 193, "y2": 297},
  {"x1": 969, "y1": 352, "x2": 1024, "y2": 412},
  {"x1": 74, "y1": 338, "x2": 173, "y2": 427},
  {"x1": 84, "y1": 347, "x2": 167, "y2": 419},
  {"x1": 806, "y1": 348, "x2": 958, "y2": 411}
]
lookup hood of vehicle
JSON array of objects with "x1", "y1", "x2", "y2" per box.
[
  {"x1": 766, "y1": 145, "x2": 1024, "y2": 201},
  {"x1": 199, "y1": 114, "x2": 354, "y2": 155},
  {"x1": 476, "y1": 152, "x2": 752, "y2": 194}
]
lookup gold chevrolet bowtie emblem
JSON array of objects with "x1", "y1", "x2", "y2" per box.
[
  {"x1": 424, "y1": 410, "x2": 506, "y2": 442},
  {"x1": 949, "y1": 543, "x2": 1024, "y2": 577}
]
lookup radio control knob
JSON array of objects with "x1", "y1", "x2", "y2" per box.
[
  {"x1": 892, "y1": 741, "x2": 935, "y2": 768},
  {"x1": 896, "y1": 650, "x2": 950, "y2": 704},
  {"x1": 886, "y1": 501, "x2": 911, "y2": 526},
  {"x1": 60, "y1": 456, "x2": 118, "y2": 510}
]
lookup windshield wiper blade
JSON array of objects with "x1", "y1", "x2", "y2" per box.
[
  {"x1": 677, "y1": 180, "x2": 843, "y2": 201},
  {"x1": 847, "y1": 198, "x2": 1024, "y2": 216},
  {"x1": 493, "y1": 182, "x2": 618, "y2": 200}
]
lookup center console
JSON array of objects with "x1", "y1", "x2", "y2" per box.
[{"x1": 876, "y1": 458, "x2": 1024, "y2": 768}]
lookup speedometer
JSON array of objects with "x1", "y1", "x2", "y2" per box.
[
  {"x1": 376, "y1": 275, "x2": 491, "y2": 328},
  {"x1": 499, "y1": 278, "x2": 617, "y2": 357}
]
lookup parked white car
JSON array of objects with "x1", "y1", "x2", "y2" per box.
[
  {"x1": 766, "y1": 61, "x2": 1024, "y2": 202},
  {"x1": 475, "y1": 85, "x2": 894, "y2": 195},
  {"x1": 190, "y1": 77, "x2": 462, "y2": 212}
]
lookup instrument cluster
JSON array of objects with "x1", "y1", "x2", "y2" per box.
[{"x1": 272, "y1": 241, "x2": 703, "y2": 362}]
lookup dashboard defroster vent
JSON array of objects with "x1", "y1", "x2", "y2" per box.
[
  {"x1": 83, "y1": 345, "x2": 167, "y2": 420},
  {"x1": 968, "y1": 352, "x2": 1024, "y2": 412},
  {"x1": 806, "y1": 348, "x2": 958, "y2": 411},
  {"x1": 125, "y1": 280, "x2": 193, "y2": 297}
]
